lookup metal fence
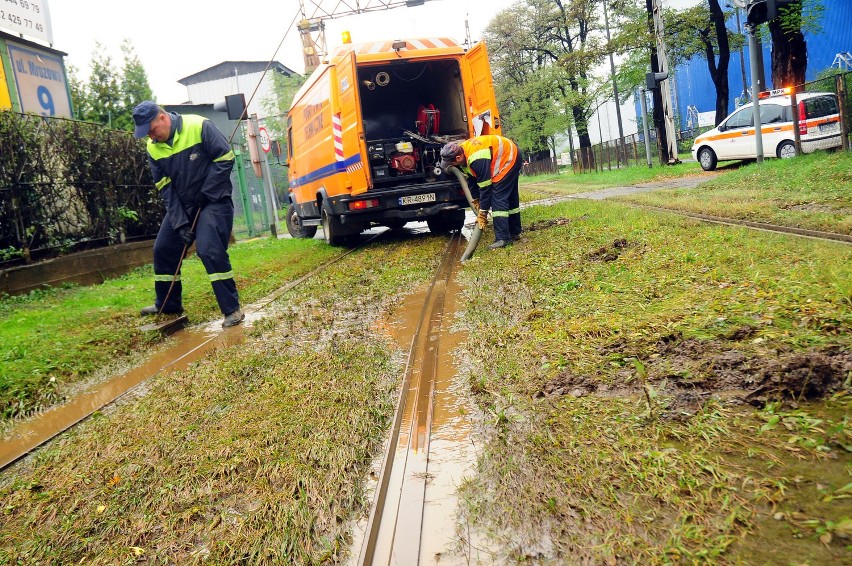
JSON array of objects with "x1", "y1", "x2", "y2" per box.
[{"x1": 569, "y1": 68, "x2": 851, "y2": 174}]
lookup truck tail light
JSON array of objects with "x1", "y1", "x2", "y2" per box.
[
  {"x1": 798, "y1": 101, "x2": 808, "y2": 135},
  {"x1": 348, "y1": 199, "x2": 380, "y2": 211}
]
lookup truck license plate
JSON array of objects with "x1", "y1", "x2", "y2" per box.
[
  {"x1": 819, "y1": 122, "x2": 839, "y2": 132},
  {"x1": 399, "y1": 193, "x2": 436, "y2": 206}
]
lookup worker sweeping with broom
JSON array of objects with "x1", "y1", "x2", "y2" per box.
[{"x1": 132, "y1": 101, "x2": 244, "y2": 328}]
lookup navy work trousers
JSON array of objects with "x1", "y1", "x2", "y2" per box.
[
  {"x1": 480, "y1": 159, "x2": 522, "y2": 242},
  {"x1": 152, "y1": 200, "x2": 240, "y2": 315}
]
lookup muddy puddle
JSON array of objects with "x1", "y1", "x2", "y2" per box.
[{"x1": 0, "y1": 306, "x2": 274, "y2": 470}]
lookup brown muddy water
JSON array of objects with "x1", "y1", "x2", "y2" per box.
[
  {"x1": 0, "y1": 310, "x2": 268, "y2": 470},
  {"x1": 350, "y1": 243, "x2": 491, "y2": 565}
]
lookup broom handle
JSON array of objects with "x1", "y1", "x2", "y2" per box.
[{"x1": 157, "y1": 207, "x2": 202, "y2": 316}]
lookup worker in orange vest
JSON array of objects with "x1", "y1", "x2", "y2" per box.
[{"x1": 440, "y1": 135, "x2": 522, "y2": 249}]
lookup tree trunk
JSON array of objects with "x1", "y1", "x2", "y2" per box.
[
  {"x1": 769, "y1": 2, "x2": 806, "y2": 88},
  {"x1": 708, "y1": 0, "x2": 731, "y2": 125}
]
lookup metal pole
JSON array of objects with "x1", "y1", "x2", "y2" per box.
[
  {"x1": 640, "y1": 89, "x2": 653, "y2": 168},
  {"x1": 603, "y1": 1, "x2": 626, "y2": 165},
  {"x1": 249, "y1": 113, "x2": 280, "y2": 237},
  {"x1": 748, "y1": 25, "x2": 764, "y2": 164}
]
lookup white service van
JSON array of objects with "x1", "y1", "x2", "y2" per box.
[{"x1": 691, "y1": 89, "x2": 843, "y2": 171}]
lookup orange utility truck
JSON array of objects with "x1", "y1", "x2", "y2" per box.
[{"x1": 284, "y1": 37, "x2": 501, "y2": 244}]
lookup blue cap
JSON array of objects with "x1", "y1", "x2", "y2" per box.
[{"x1": 132, "y1": 100, "x2": 160, "y2": 138}]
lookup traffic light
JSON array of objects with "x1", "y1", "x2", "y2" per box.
[
  {"x1": 746, "y1": 0, "x2": 795, "y2": 27},
  {"x1": 645, "y1": 71, "x2": 668, "y2": 90},
  {"x1": 213, "y1": 93, "x2": 247, "y2": 121}
]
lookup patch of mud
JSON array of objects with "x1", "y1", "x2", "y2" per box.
[
  {"x1": 588, "y1": 238, "x2": 633, "y2": 262},
  {"x1": 783, "y1": 203, "x2": 852, "y2": 215},
  {"x1": 537, "y1": 336, "x2": 851, "y2": 416},
  {"x1": 525, "y1": 215, "x2": 588, "y2": 232}
]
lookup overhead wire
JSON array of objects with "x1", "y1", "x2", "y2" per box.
[{"x1": 227, "y1": 8, "x2": 302, "y2": 145}]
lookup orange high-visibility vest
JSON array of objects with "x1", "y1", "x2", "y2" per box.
[{"x1": 459, "y1": 135, "x2": 518, "y2": 186}]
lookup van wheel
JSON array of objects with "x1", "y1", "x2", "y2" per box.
[
  {"x1": 426, "y1": 209, "x2": 465, "y2": 234},
  {"x1": 286, "y1": 204, "x2": 318, "y2": 239},
  {"x1": 322, "y1": 206, "x2": 350, "y2": 246},
  {"x1": 777, "y1": 141, "x2": 797, "y2": 159},
  {"x1": 697, "y1": 147, "x2": 717, "y2": 171}
]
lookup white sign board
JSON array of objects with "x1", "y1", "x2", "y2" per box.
[
  {"x1": 7, "y1": 41, "x2": 71, "y2": 117},
  {"x1": 698, "y1": 111, "x2": 716, "y2": 128},
  {"x1": 1, "y1": 0, "x2": 53, "y2": 44}
]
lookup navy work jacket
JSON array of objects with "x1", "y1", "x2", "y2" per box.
[{"x1": 146, "y1": 113, "x2": 236, "y2": 230}]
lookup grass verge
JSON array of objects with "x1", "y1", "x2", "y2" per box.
[
  {"x1": 0, "y1": 232, "x2": 445, "y2": 564},
  {"x1": 455, "y1": 199, "x2": 851, "y2": 563},
  {"x1": 612, "y1": 151, "x2": 852, "y2": 234},
  {"x1": 0, "y1": 237, "x2": 338, "y2": 422},
  {"x1": 519, "y1": 160, "x2": 704, "y2": 202}
]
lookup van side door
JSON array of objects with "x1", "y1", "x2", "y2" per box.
[
  {"x1": 462, "y1": 41, "x2": 501, "y2": 136},
  {"x1": 718, "y1": 107, "x2": 753, "y2": 159},
  {"x1": 333, "y1": 50, "x2": 371, "y2": 195}
]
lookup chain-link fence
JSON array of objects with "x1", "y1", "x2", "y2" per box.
[{"x1": 0, "y1": 112, "x2": 161, "y2": 268}]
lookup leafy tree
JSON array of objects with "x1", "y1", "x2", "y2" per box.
[
  {"x1": 260, "y1": 69, "x2": 306, "y2": 146},
  {"x1": 767, "y1": 0, "x2": 823, "y2": 88},
  {"x1": 69, "y1": 40, "x2": 153, "y2": 133},
  {"x1": 118, "y1": 40, "x2": 154, "y2": 132},
  {"x1": 665, "y1": 1, "x2": 739, "y2": 125},
  {"x1": 66, "y1": 64, "x2": 90, "y2": 121},
  {"x1": 83, "y1": 42, "x2": 122, "y2": 127},
  {"x1": 485, "y1": 0, "x2": 643, "y2": 166}
]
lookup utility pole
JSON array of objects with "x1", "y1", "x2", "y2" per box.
[
  {"x1": 651, "y1": 0, "x2": 678, "y2": 163},
  {"x1": 603, "y1": 1, "x2": 625, "y2": 166}
]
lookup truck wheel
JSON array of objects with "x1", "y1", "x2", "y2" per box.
[
  {"x1": 322, "y1": 207, "x2": 349, "y2": 246},
  {"x1": 426, "y1": 209, "x2": 465, "y2": 234},
  {"x1": 697, "y1": 147, "x2": 717, "y2": 171},
  {"x1": 286, "y1": 203, "x2": 318, "y2": 239}
]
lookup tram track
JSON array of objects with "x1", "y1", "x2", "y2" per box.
[
  {"x1": 354, "y1": 230, "x2": 467, "y2": 565},
  {"x1": 0, "y1": 230, "x2": 393, "y2": 472},
  {"x1": 522, "y1": 188, "x2": 852, "y2": 246}
]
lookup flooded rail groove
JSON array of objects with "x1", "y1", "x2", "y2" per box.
[{"x1": 354, "y1": 230, "x2": 476, "y2": 565}]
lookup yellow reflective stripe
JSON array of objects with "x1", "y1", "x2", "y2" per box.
[
  {"x1": 478, "y1": 179, "x2": 493, "y2": 187},
  {"x1": 507, "y1": 207, "x2": 520, "y2": 214},
  {"x1": 214, "y1": 150, "x2": 235, "y2": 163},
  {"x1": 208, "y1": 271, "x2": 234, "y2": 282},
  {"x1": 147, "y1": 115, "x2": 206, "y2": 159},
  {"x1": 492, "y1": 210, "x2": 509, "y2": 217},
  {"x1": 154, "y1": 274, "x2": 179, "y2": 282},
  {"x1": 468, "y1": 148, "x2": 491, "y2": 162},
  {"x1": 155, "y1": 177, "x2": 171, "y2": 190}
]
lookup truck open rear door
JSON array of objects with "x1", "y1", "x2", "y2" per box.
[
  {"x1": 463, "y1": 41, "x2": 501, "y2": 136},
  {"x1": 333, "y1": 50, "x2": 371, "y2": 195}
]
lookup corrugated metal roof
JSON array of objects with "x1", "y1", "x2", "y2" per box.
[{"x1": 179, "y1": 61, "x2": 296, "y2": 86}]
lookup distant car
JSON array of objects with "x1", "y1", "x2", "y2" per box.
[{"x1": 691, "y1": 89, "x2": 843, "y2": 171}]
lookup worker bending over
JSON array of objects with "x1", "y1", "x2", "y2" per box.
[
  {"x1": 440, "y1": 135, "x2": 522, "y2": 249},
  {"x1": 132, "y1": 101, "x2": 244, "y2": 328}
]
